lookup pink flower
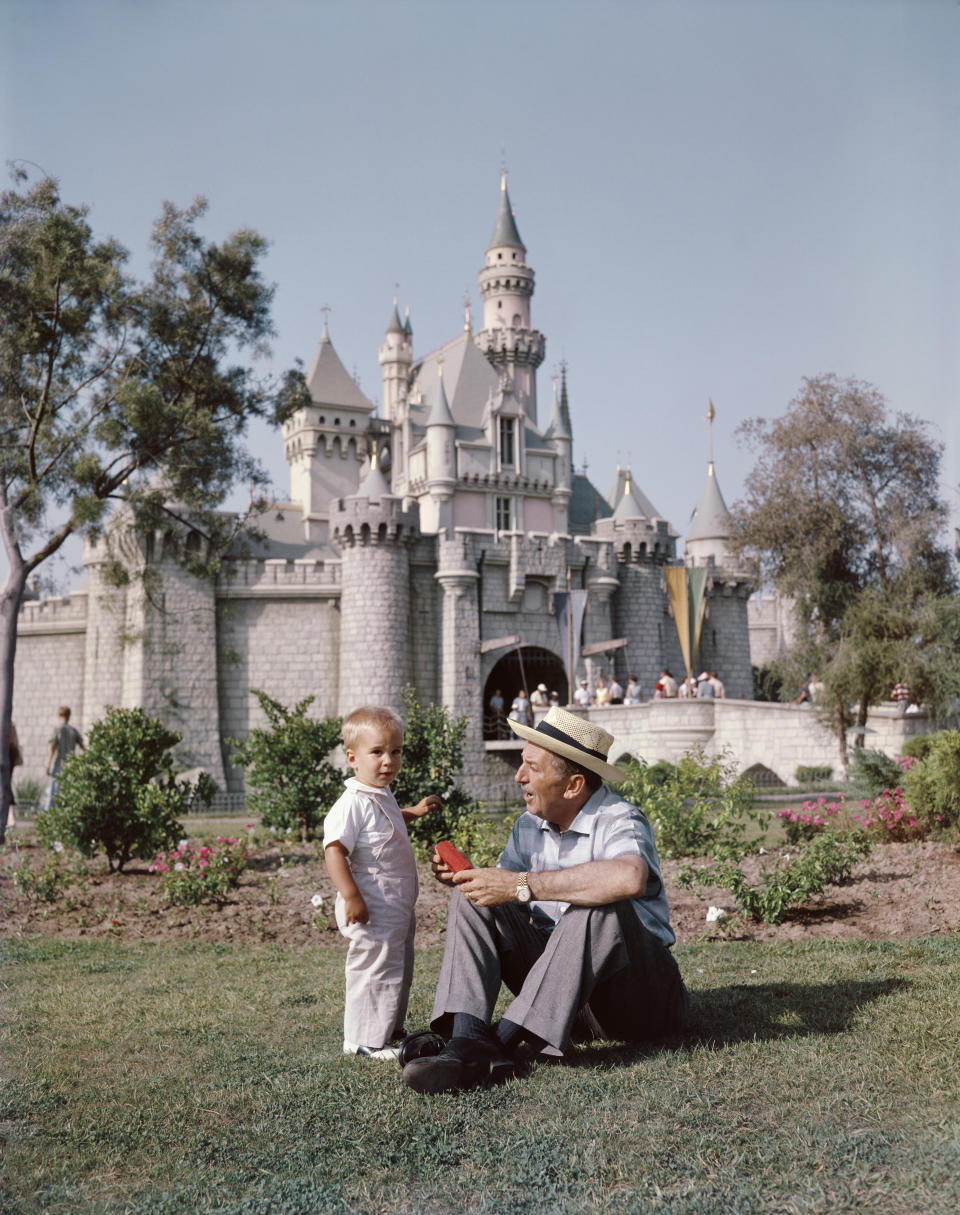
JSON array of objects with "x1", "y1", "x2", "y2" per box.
[{"x1": 814, "y1": 816, "x2": 824, "y2": 826}]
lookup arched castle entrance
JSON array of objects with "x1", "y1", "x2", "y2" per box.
[{"x1": 483, "y1": 645, "x2": 568, "y2": 739}]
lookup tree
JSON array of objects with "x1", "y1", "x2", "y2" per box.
[
  {"x1": 731, "y1": 375, "x2": 959, "y2": 762},
  {"x1": 0, "y1": 172, "x2": 307, "y2": 841},
  {"x1": 230, "y1": 692, "x2": 345, "y2": 842}
]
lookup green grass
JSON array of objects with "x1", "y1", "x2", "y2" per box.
[{"x1": 2, "y1": 937, "x2": 959, "y2": 1214}]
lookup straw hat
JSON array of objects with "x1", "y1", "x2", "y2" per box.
[{"x1": 507, "y1": 706, "x2": 627, "y2": 782}]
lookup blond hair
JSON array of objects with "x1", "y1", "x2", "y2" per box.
[{"x1": 342, "y1": 705, "x2": 403, "y2": 751}]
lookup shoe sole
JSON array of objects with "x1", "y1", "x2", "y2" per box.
[{"x1": 401, "y1": 1056, "x2": 515, "y2": 1094}]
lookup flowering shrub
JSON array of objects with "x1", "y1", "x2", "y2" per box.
[
  {"x1": 150, "y1": 837, "x2": 248, "y2": 906},
  {"x1": 777, "y1": 796, "x2": 845, "y2": 844},
  {"x1": 852, "y1": 788, "x2": 925, "y2": 842}
]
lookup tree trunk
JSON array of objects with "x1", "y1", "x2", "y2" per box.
[
  {"x1": 0, "y1": 562, "x2": 29, "y2": 843},
  {"x1": 836, "y1": 699, "x2": 849, "y2": 777}
]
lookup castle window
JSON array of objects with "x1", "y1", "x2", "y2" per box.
[
  {"x1": 499, "y1": 416, "x2": 515, "y2": 467},
  {"x1": 496, "y1": 496, "x2": 512, "y2": 531},
  {"x1": 497, "y1": 252, "x2": 502, "y2": 260},
  {"x1": 512, "y1": 314, "x2": 521, "y2": 328}
]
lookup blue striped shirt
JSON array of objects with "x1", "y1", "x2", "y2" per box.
[{"x1": 497, "y1": 786, "x2": 676, "y2": 948}]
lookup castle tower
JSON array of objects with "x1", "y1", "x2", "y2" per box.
[
  {"x1": 283, "y1": 319, "x2": 374, "y2": 525},
  {"x1": 474, "y1": 173, "x2": 546, "y2": 425},
  {"x1": 685, "y1": 402, "x2": 735, "y2": 569},
  {"x1": 378, "y1": 298, "x2": 412, "y2": 425},
  {"x1": 330, "y1": 453, "x2": 420, "y2": 716},
  {"x1": 424, "y1": 361, "x2": 457, "y2": 534},
  {"x1": 544, "y1": 371, "x2": 572, "y2": 533}
]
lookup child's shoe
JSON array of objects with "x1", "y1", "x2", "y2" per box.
[{"x1": 343, "y1": 1040, "x2": 400, "y2": 1062}]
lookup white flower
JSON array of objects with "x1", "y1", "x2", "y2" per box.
[
  {"x1": 174, "y1": 862, "x2": 185, "y2": 872},
  {"x1": 311, "y1": 894, "x2": 325, "y2": 908},
  {"x1": 285, "y1": 827, "x2": 293, "y2": 835},
  {"x1": 178, "y1": 839, "x2": 189, "y2": 850},
  {"x1": 705, "y1": 906, "x2": 728, "y2": 923},
  {"x1": 52, "y1": 840, "x2": 65, "y2": 853},
  {"x1": 270, "y1": 826, "x2": 277, "y2": 834},
  {"x1": 278, "y1": 868, "x2": 291, "y2": 878}
]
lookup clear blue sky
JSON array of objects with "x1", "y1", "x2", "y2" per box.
[{"x1": 3, "y1": 0, "x2": 958, "y2": 586}]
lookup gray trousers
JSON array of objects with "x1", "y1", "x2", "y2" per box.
[{"x1": 430, "y1": 891, "x2": 689, "y2": 1052}]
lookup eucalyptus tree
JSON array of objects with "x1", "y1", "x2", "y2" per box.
[{"x1": 0, "y1": 172, "x2": 307, "y2": 840}]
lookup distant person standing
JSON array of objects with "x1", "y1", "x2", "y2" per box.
[
  {"x1": 45, "y1": 706, "x2": 84, "y2": 810},
  {"x1": 573, "y1": 679, "x2": 592, "y2": 707},
  {"x1": 625, "y1": 676, "x2": 643, "y2": 705},
  {"x1": 488, "y1": 689, "x2": 507, "y2": 738},
  {"x1": 891, "y1": 682, "x2": 910, "y2": 716},
  {"x1": 609, "y1": 676, "x2": 624, "y2": 705},
  {"x1": 659, "y1": 670, "x2": 678, "y2": 699},
  {"x1": 530, "y1": 683, "x2": 549, "y2": 710},
  {"x1": 6, "y1": 721, "x2": 23, "y2": 830},
  {"x1": 709, "y1": 671, "x2": 726, "y2": 700},
  {"x1": 696, "y1": 673, "x2": 716, "y2": 700}
]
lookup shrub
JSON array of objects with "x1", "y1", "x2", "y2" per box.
[
  {"x1": 777, "y1": 796, "x2": 845, "y2": 843},
  {"x1": 795, "y1": 765, "x2": 833, "y2": 787},
  {"x1": 616, "y1": 745, "x2": 762, "y2": 860},
  {"x1": 901, "y1": 734, "x2": 935, "y2": 761},
  {"x1": 36, "y1": 708, "x2": 214, "y2": 873},
  {"x1": 150, "y1": 837, "x2": 249, "y2": 906},
  {"x1": 12, "y1": 855, "x2": 69, "y2": 903},
  {"x1": 848, "y1": 748, "x2": 902, "y2": 800},
  {"x1": 230, "y1": 692, "x2": 345, "y2": 842},
  {"x1": 852, "y1": 787, "x2": 925, "y2": 842},
  {"x1": 901, "y1": 730, "x2": 960, "y2": 834},
  {"x1": 13, "y1": 777, "x2": 43, "y2": 809},
  {"x1": 392, "y1": 688, "x2": 479, "y2": 859},
  {"x1": 679, "y1": 831, "x2": 873, "y2": 924}
]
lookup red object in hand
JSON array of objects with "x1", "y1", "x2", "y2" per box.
[{"x1": 436, "y1": 840, "x2": 471, "y2": 873}]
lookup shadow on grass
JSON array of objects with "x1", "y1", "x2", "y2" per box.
[{"x1": 563, "y1": 975, "x2": 909, "y2": 1069}]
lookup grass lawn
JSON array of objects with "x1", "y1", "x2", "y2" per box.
[{"x1": 2, "y1": 937, "x2": 959, "y2": 1214}]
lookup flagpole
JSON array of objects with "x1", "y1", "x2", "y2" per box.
[{"x1": 566, "y1": 566, "x2": 574, "y2": 706}]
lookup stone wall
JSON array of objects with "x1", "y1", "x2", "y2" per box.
[{"x1": 12, "y1": 592, "x2": 89, "y2": 789}]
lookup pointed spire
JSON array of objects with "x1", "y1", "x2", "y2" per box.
[
  {"x1": 356, "y1": 445, "x2": 393, "y2": 502},
  {"x1": 427, "y1": 360, "x2": 456, "y2": 427},
  {"x1": 463, "y1": 286, "x2": 472, "y2": 334},
  {"x1": 487, "y1": 170, "x2": 526, "y2": 252},
  {"x1": 387, "y1": 295, "x2": 403, "y2": 334},
  {"x1": 546, "y1": 370, "x2": 570, "y2": 440},
  {"x1": 559, "y1": 361, "x2": 572, "y2": 436},
  {"x1": 403, "y1": 306, "x2": 412, "y2": 338},
  {"x1": 613, "y1": 468, "x2": 645, "y2": 523}
]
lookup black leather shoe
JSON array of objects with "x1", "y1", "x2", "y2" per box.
[
  {"x1": 397, "y1": 1030, "x2": 447, "y2": 1067},
  {"x1": 401, "y1": 1036, "x2": 515, "y2": 1094}
]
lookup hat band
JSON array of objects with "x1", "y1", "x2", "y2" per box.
[{"x1": 534, "y1": 720, "x2": 608, "y2": 763}]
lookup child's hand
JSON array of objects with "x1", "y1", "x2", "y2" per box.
[
  {"x1": 344, "y1": 894, "x2": 369, "y2": 925},
  {"x1": 408, "y1": 794, "x2": 441, "y2": 819}
]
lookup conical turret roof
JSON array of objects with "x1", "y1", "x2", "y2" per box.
[
  {"x1": 386, "y1": 300, "x2": 404, "y2": 335},
  {"x1": 686, "y1": 462, "x2": 732, "y2": 542},
  {"x1": 355, "y1": 451, "x2": 392, "y2": 502},
  {"x1": 487, "y1": 174, "x2": 525, "y2": 252},
  {"x1": 427, "y1": 363, "x2": 456, "y2": 427},
  {"x1": 305, "y1": 324, "x2": 373, "y2": 411}
]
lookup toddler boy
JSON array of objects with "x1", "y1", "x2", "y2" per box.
[{"x1": 323, "y1": 706, "x2": 439, "y2": 1061}]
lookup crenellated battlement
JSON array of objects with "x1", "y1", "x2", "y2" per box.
[
  {"x1": 216, "y1": 557, "x2": 342, "y2": 598},
  {"x1": 330, "y1": 494, "x2": 420, "y2": 547},
  {"x1": 17, "y1": 590, "x2": 89, "y2": 634}
]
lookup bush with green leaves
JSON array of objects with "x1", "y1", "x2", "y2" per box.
[
  {"x1": 901, "y1": 734, "x2": 935, "y2": 762},
  {"x1": 678, "y1": 830, "x2": 873, "y2": 924},
  {"x1": 615, "y1": 745, "x2": 762, "y2": 860},
  {"x1": 392, "y1": 688, "x2": 480, "y2": 859},
  {"x1": 36, "y1": 708, "x2": 214, "y2": 873},
  {"x1": 230, "y1": 692, "x2": 344, "y2": 842},
  {"x1": 149, "y1": 837, "x2": 249, "y2": 906},
  {"x1": 848, "y1": 748, "x2": 902, "y2": 800},
  {"x1": 901, "y1": 730, "x2": 960, "y2": 835},
  {"x1": 795, "y1": 764, "x2": 833, "y2": 787}
]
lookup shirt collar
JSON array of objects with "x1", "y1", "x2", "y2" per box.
[{"x1": 535, "y1": 785, "x2": 608, "y2": 837}]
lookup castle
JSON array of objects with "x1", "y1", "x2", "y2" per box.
[{"x1": 13, "y1": 175, "x2": 756, "y2": 800}]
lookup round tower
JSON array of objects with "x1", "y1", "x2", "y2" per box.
[
  {"x1": 378, "y1": 298, "x2": 412, "y2": 425},
  {"x1": 330, "y1": 455, "x2": 420, "y2": 716},
  {"x1": 474, "y1": 173, "x2": 546, "y2": 425}
]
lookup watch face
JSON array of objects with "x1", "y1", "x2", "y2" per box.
[{"x1": 517, "y1": 885, "x2": 532, "y2": 903}]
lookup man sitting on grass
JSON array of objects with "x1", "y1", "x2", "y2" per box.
[{"x1": 401, "y1": 707, "x2": 688, "y2": 1094}]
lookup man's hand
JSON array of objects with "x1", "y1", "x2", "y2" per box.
[
  {"x1": 404, "y1": 794, "x2": 441, "y2": 821},
  {"x1": 343, "y1": 893, "x2": 369, "y2": 925},
  {"x1": 452, "y1": 867, "x2": 521, "y2": 907},
  {"x1": 430, "y1": 846, "x2": 465, "y2": 887}
]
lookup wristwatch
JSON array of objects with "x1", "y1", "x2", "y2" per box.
[{"x1": 516, "y1": 872, "x2": 532, "y2": 903}]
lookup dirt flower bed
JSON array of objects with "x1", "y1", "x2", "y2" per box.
[{"x1": 1, "y1": 828, "x2": 959, "y2": 947}]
